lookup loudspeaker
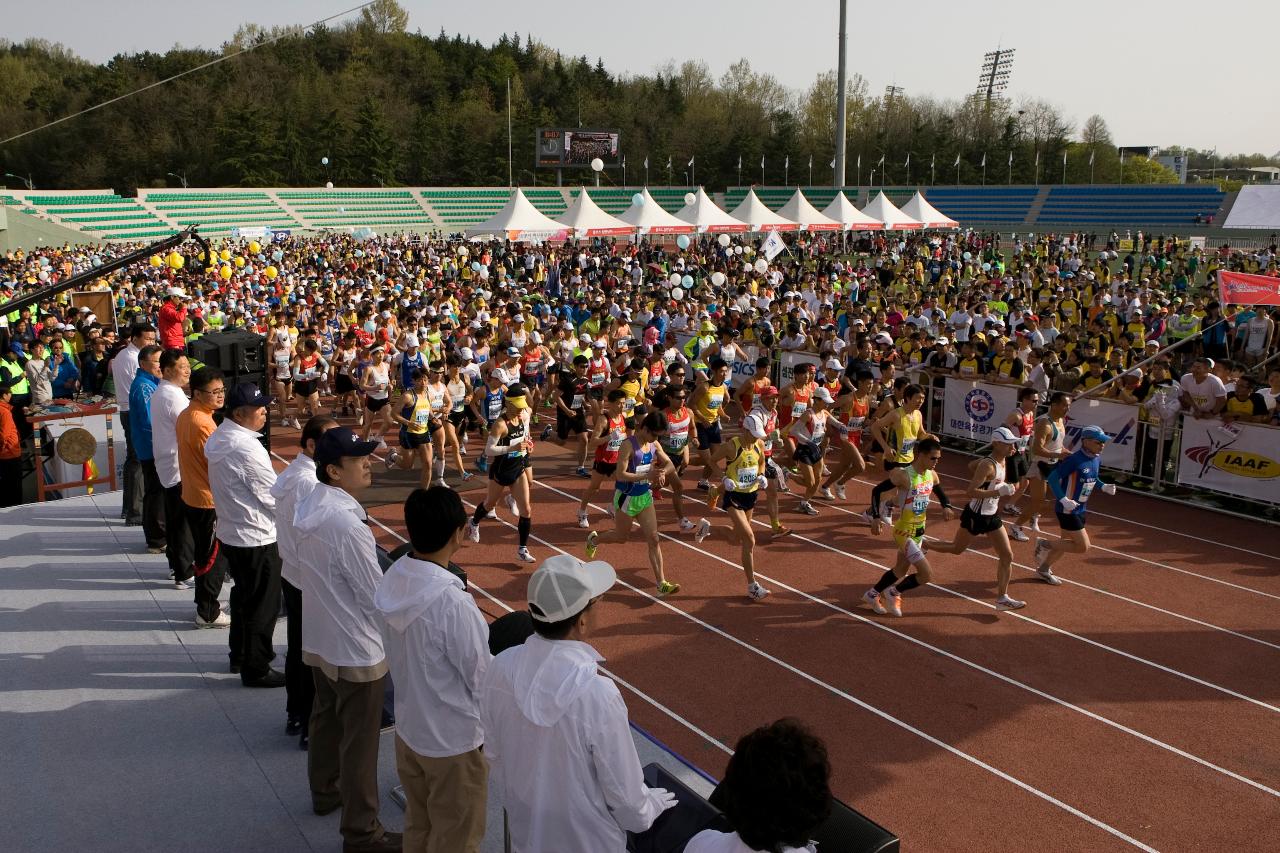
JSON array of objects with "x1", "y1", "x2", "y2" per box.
[{"x1": 186, "y1": 330, "x2": 267, "y2": 377}]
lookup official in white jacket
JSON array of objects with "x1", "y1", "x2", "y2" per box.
[
  {"x1": 269, "y1": 414, "x2": 338, "y2": 747},
  {"x1": 480, "y1": 554, "x2": 677, "y2": 853},
  {"x1": 375, "y1": 486, "x2": 490, "y2": 853}
]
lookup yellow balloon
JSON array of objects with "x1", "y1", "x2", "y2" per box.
[
  {"x1": 167, "y1": 251, "x2": 185, "y2": 270},
  {"x1": 149, "y1": 255, "x2": 163, "y2": 268},
  {"x1": 234, "y1": 256, "x2": 246, "y2": 268},
  {"x1": 265, "y1": 265, "x2": 278, "y2": 280},
  {"x1": 219, "y1": 264, "x2": 233, "y2": 280},
  {"x1": 219, "y1": 248, "x2": 231, "y2": 262},
  {"x1": 248, "y1": 241, "x2": 261, "y2": 255}
]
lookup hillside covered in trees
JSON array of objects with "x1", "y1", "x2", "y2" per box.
[{"x1": 0, "y1": 1, "x2": 1273, "y2": 193}]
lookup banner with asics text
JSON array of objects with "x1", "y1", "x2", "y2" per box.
[
  {"x1": 1177, "y1": 418, "x2": 1280, "y2": 503},
  {"x1": 1063, "y1": 397, "x2": 1138, "y2": 472},
  {"x1": 941, "y1": 380, "x2": 1020, "y2": 442},
  {"x1": 1217, "y1": 270, "x2": 1280, "y2": 306}
]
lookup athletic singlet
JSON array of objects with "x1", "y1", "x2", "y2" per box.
[
  {"x1": 273, "y1": 348, "x2": 292, "y2": 380},
  {"x1": 725, "y1": 438, "x2": 764, "y2": 494},
  {"x1": 887, "y1": 408, "x2": 923, "y2": 464},
  {"x1": 493, "y1": 416, "x2": 529, "y2": 476},
  {"x1": 782, "y1": 382, "x2": 814, "y2": 426},
  {"x1": 520, "y1": 350, "x2": 545, "y2": 377},
  {"x1": 1031, "y1": 415, "x2": 1065, "y2": 464},
  {"x1": 297, "y1": 353, "x2": 321, "y2": 382},
  {"x1": 823, "y1": 377, "x2": 843, "y2": 399},
  {"x1": 595, "y1": 414, "x2": 628, "y2": 464},
  {"x1": 968, "y1": 457, "x2": 1006, "y2": 516},
  {"x1": 401, "y1": 391, "x2": 432, "y2": 435},
  {"x1": 616, "y1": 436, "x2": 655, "y2": 497},
  {"x1": 447, "y1": 378, "x2": 469, "y2": 413},
  {"x1": 619, "y1": 376, "x2": 644, "y2": 418},
  {"x1": 587, "y1": 357, "x2": 610, "y2": 388},
  {"x1": 692, "y1": 382, "x2": 727, "y2": 425},
  {"x1": 838, "y1": 396, "x2": 870, "y2": 446},
  {"x1": 739, "y1": 377, "x2": 771, "y2": 413},
  {"x1": 425, "y1": 383, "x2": 447, "y2": 416},
  {"x1": 482, "y1": 386, "x2": 505, "y2": 425},
  {"x1": 791, "y1": 409, "x2": 829, "y2": 446},
  {"x1": 662, "y1": 407, "x2": 693, "y2": 455},
  {"x1": 365, "y1": 364, "x2": 391, "y2": 400},
  {"x1": 1012, "y1": 408, "x2": 1035, "y2": 451},
  {"x1": 399, "y1": 351, "x2": 426, "y2": 388},
  {"x1": 894, "y1": 467, "x2": 935, "y2": 537}
]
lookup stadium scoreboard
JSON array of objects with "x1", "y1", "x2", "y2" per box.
[{"x1": 536, "y1": 128, "x2": 621, "y2": 169}]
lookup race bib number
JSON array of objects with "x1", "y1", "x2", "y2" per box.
[
  {"x1": 590, "y1": 373, "x2": 606, "y2": 386},
  {"x1": 911, "y1": 494, "x2": 930, "y2": 513},
  {"x1": 1079, "y1": 480, "x2": 1095, "y2": 503},
  {"x1": 708, "y1": 396, "x2": 722, "y2": 411},
  {"x1": 414, "y1": 409, "x2": 430, "y2": 426},
  {"x1": 737, "y1": 467, "x2": 758, "y2": 486},
  {"x1": 430, "y1": 393, "x2": 445, "y2": 411},
  {"x1": 792, "y1": 401, "x2": 808, "y2": 418},
  {"x1": 634, "y1": 463, "x2": 652, "y2": 477},
  {"x1": 901, "y1": 439, "x2": 917, "y2": 457},
  {"x1": 623, "y1": 398, "x2": 636, "y2": 415},
  {"x1": 571, "y1": 394, "x2": 584, "y2": 410},
  {"x1": 487, "y1": 398, "x2": 503, "y2": 420},
  {"x1": 607, "y1": 430, "x2": 625, "y2": 451},
  {"x1": 666, "y1": 427, "x2": 689, "y2": 450}
]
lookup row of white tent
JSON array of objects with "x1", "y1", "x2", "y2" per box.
[{"x1": 463, "y1": 187, "x2": 958, "y2": 241}]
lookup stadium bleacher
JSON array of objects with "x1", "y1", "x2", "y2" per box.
[
  {"x1": 420, "y1": 188, "x2": 512, "y2": 227},
  {"x1": 19, "y1": 192, "x2": 171, "y2": 241},
  {"x1": 138, "y1": 190, "x2": 300, "y2": 238},
  {"x1": 276, "y1": 189, "x2": 434, "y2": 230},
  {"x1": 920, "y1": 187, "x2": 1040, "y2": 224},
  {"x1": 1037, "y1": 185, "x2": 1224, "y2": 226}
]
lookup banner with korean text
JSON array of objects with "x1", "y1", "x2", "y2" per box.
[{"x1": 941, "y1": 380, "x2": 1020, "y2": 441}]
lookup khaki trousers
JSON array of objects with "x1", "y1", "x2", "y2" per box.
[
  {"x1": 394, "y1": 736, "x2": 488, "y2": 853},
  {"x1": 309, "y1": 671, "x2": 387, "y2": 845}
]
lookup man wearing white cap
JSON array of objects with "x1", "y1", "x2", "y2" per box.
[{"x1": 480, "y1": 554, "x2": 677, "y2": 852}]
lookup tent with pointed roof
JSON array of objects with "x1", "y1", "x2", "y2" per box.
[
  {"x1": 861, "y1": 191, "x2": 922, "y2": 230},
  {"x1": 556, "y1": 188, "x2": 636, "y2": 237},
  {"x1": 675, "y1": 187, "x2": 749, "y2": 233},
  {"x1": 777, "y1": 190, "x2": 842, "y2": 231},
  {"x1": 615, "y1": 188, "x2": 695, "y2": 234},
  {"x1": 727, "y1": 188, "x2": 798, "y2": 232},
  {"x1": 900, "y1": 192, "x2": 959, "y2": 229},
  {"x1": 464, "y1": 188, "x2": 569, "y2": 240},
  {"x1": 820, "y1": 192, "x2": 883, "y2": 230}
]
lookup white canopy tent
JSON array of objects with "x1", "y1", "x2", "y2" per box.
[
  {"x1": 463, "y1": 188, "x2": 568, "y2": 240},
  {"x1": 861, "y1": 191, "x2": 922, "y2": 230},
  {"x1": 1223, "y1": 185, "x2": 1280, "y2": 229},
  {"x1": 675, "y1": 187, "x2": 749, "y2": 233},
  {"x1": 727, "y1": 188, "x2": 798, "y2": 232},
  {"x1": 821, "y1": 192, "x2": 883, "y2": 230},
  {"x1": 556, "y1": 188, "x2": 636, "y2": 238},
  {"x1": 616, "y1": 188, "x2": 695, "y2": 234},
  {"x1": 776, "y1": 190, "x2": 843, "y2": 231},
  {"x1": 900, "y1": 192, "x2": 959, "y2": 229}
]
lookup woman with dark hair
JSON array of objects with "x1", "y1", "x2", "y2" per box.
[{"x1": 688, "y1": 718, "x2": 832, "y2": 853}]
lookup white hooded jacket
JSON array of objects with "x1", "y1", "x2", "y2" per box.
[{"x1": 480, "y1": 633, "x2": 667, "y2": 853}]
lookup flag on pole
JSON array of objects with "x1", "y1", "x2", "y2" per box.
[
  {"x1": 829, "y1": 158, "x2": 835, "y2": 168},
  {"x1": 1035, "y1": 150, "x2": 1040, "y2": 168},
  {"x1": 808, "y1": 154, "x2": 813, "y2": 168},
  {"x1": 760, "y1": 155, "x2": 765, "y2": 169},
  {"x1": 904, "y1": 153, "x2": 911, "y2": 168},
  {"x1": 954, "y1": 153, "x2": 961, "y2": 167},
  {"x1": 643, "y1": 156, "x2": 649, "y2": 169},
  {"x1": 980, "y1": 153, "x2": 986, "y2": 167},
  {"x1": 1062, "y1": 151, "x2": 1067, "y2": 166},
  {"x1": 761, "y1": 230, "x2": 787, "y2": 261},
  {"x1": 1009, "y1": 151, "x2": 1014, "y2": 166},
  {"x1": 930, "y1": 153, "x2": 935, "y2": 169},
  {"x1": 687, "y1": 155, "x2": 695, "y2": 167},
  {"x1": 784, "y1": 155, "x2": 789, "y2": 169},
  {"x1": 737, "y1": 155, "x2": 742, "y2": 170},
  {"x1": 857, "y1": 154, "x2": 861, "y2": 168},
  {"x1": 666, "y1": 156, "x2": 672, "y2": 169},
  {"x1": 1089, "y1": 150, "x2": 1095, "y2": 165},
  {"x1": 877, "y1": 154, "x2": 885, "y2": 166}
]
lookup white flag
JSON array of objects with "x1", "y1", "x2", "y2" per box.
[
  {"x1": 761, "y1": 230, "x2": 786, "y2": 261},
  {"x1": 761, "y1": 155, "x2": 765, "y2": 169},
  {"x1": 785, "y1": 155, "x2": 789, "y2": 169},
  {"x1": 808, "y1": 155, "x2": 813, "y2": 168},
  {"x1": 1008, "y1": 151, "x2": 1014, "y2": 166},
  {"x1": 829, "y1": 158, "x2": 835, "y2": 168},
  {"x1": 687, "y1": 155, "x2": 695, "y2": 168},
  {"x1": 1062, "y1": 151, "x2": 1067, "y2": 166},
  {"x1": 643, "y1": 156, "x2": 649, "y2": 169},
  {"x1": 980, "y1": 153, "x2": 986, "y2": 167},
  {"x1": 954, "y1": 153, "x2": 961, "y2": 167},
  {"x1": 904, "y1": 153, "x2": 911, "y2": 168},
  {"x1": 737, "y1": 155, "x2": 742, "y2": 170},
  {"x1": 877, "y1": 154, "x2": 885, "y2": 167},
  {"x1": 1089, "y1": 150, "x2": 1095, "y2": 165},
  {"x1": 666, "y1": 156, "x2": 672, "y2": 169},
  {"x1": 857, "y1": 154, "x2": 861, "y2": 168},
  {"x1": 1035, "y1": 150, "x2": 1040, "y2": 167}
]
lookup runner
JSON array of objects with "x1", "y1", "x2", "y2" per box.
[
  {"x1": 652, "y1": 386, "x2": 698, "y2": 531},
  {"x1": 470, "y1": 368, "x2": 508, "y2": 474},
  {"x1": 292, "y1": 339, "x2": 327, "y2": 428},
  {"x1": 519, "y1": 334, "x2": 551, "y2": 420},
  {"x1": 1033, "y1": 425, "x2": 1118, "y2": 585},
  {"x1": 1010, "y1": 391, "x2": 1072, "y2": 541},
  {"x1": 693, "y1": 429, "x2": 772, "y2": 601},
  {"x1": 730, "y1": 387, "x2": 792, "y2": 538},
  {"x1": 386, "y1": 368, "x2": 438, "y2": 488},
  {"x1": 585, "y1": 410, "x2": 681, "y2": 597},
  {"x1": 929, "y1": 427, "x2": 1026, "y2": 610},
  {"x1": 269, "y1": 329, "x2": 298, "y2": 428},
  {"x1": 689, "y1": 357, "x2": 731, "y2": 490},
  {"x1": 862, "y1": 438, "x2": 956, "y2": 617},
  {"x1": 820, "y1": 369, "x2": 873, "y2": 500},
  {"x1": 787, "y1": 386, "x2": 835, "y2": 516},
  {"x1": 862, "y1": 383, "x2": 934, "y2": 525},
  {"x1": 551, "y1": 354, "x2": 592, "y2": 477},
  {"x1": 444, "y1": 353, "x2": 475, "y2": 464},
  {"x1": 577, "y1": 389, "x2": 628, "y2": 528},
  {"x1": 998, "y1": 386, "x2": 1039, "y2": 518},
  {"x1": 466, "y1": 384, "x2": 537, "y2": 563},
  {"x1": 358, "y1": 346, "x2": 394, "y2": 445},
  {"x1": 425, "y1": 360, "x2": 467, "y2": 483}
]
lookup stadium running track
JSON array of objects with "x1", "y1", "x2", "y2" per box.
[{"x1": 268, "y1": 416, "x2": 1279, "y2": 853}]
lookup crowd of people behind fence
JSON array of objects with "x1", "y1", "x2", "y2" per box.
[{"x1": 0, "y1": 225, "x2": 1278, "y2": 851}]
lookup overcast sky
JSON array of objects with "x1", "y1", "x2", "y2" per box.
[{"x1": 8, "y1": 0, "x2": 1276, "y2": 156}]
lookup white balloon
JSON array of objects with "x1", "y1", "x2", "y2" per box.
[
  {"x1": 743, "y1": 262, "x2": 752, "y2": 273},
  {"x1": 669, "y1": 272, "x2": 682, "y2": 285},
  {"x1": 591, "y1": 157, "x2": 604, "y2": 172},
  {"x1": 754, "y1": 258, "x2": 769, "y2": 274},
  {"x1": 632, "y1": 193, "x2": 644, "y2": 206},
  {"x1": 684, "y1": 192, "x2": 697, "y2": 206},
  {"x1": 733, "y1": 246, "x2": 743, "y2": 255},
  {"x1": 457, "y1": 245, "x2": 469, "y2": 256},
  {"x1": 325, "y1": 181, "x2": 334, "y2": 189},
  {"x1": 321, "y1": 156, "x2": 329, "y2": 166},
  {"x1": 671, "y1": 287, "x2": 685, "y2": 300},
  {"x1": 717, "y1": 234, "x2": 731, "y2": 248},
  {"x1": 711, "y1": 271, "x2": 726, "y2": 286}
]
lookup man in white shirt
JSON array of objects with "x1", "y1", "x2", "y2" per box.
[
  {"x1": 481, "y1": 554, "x2": 677, "y2": 853},
  {"x1": 295, "y1": 426, "x2": 400, "y2": 853},
  {"x1": 375, "y1": 486, "x2": 490, "y2": 853},
  {"x1": 1179, "y1": 357, "x2": 1228, "y2": 419},
  {"x1": 205, "y1": 382, "x2": 284, "y2": 688},
  {"x1": 111, "y1": 323, "x2": 156, "y2": 524},
  {"x1": 149, "y1": 348, "x2": 192, "y2": 589},
  {"x1": 270, "y1": 414, "x2": 339, "y2": 748}
]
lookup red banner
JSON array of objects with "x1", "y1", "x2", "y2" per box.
[{"x1": 1217, "y1": 269, "x2": 1280, "y2": 305}]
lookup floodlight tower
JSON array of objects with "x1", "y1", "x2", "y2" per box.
[
  {"x1": 977, "y1": 48, "x2": 1015, "y2": 104},
  {"x1": 833, "y1": 0, "x2": 848, "y2": 188}
]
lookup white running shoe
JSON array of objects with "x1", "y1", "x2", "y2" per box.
[
  {"x1": 195, "y1": 610, "x2": 231, "y2": 629},
  {"x1": 820, "y1": 487, "x2": 834, "y2": 500},
  {"x1": 1029, "y1": 516, "x2": 1041, "y2": 533},
  {"x1": 885, "y1": 589, "x2": 903, "y2": 617},
  {"x1": 290, "y1": 417, "x2": 301, "y2": 429},
  {"x1": 280, "y1": 417, "x2": 289, "y2": 427},
  {"x1": 775, "y1": 467, "x2": 790, "y2": 493},
  {"x1": 835, "y1": 484, "x2": 847, "y2": 500},
  {"x1": 486, "y1": 508, "x2": 497, "y2": 519},
  {"x1": 174, "y1": 578, "x2": 193, "y2": 591},
  {"x1": 1033, "y1": 538, "x2": 1052, "y2": 569},
  {"x1": 747, "y1": 581, "x2": 771, "y2": 601},
  {"x1": 384, "y1": 450, "x2": 401, "y2": 469},
  {"x1": 466, "y1": 521, "x2": 480, "y2": 543},
  {"x1": 504, "y1": 494, "x2": 517, "y2": 515},
  {"x1": 515, "y1": 546, "x2": 535, "y2": 563},
  {"x1": 375, "y1": 439, "x2": 388, "y2": 452},
  {"x1": 863, "y1": 589, "x2": 887, "y2": 615},
  {"x1": 798, "y1": 501, "x2": 819, "y2": 516},
  {"x1": 678, "y1": 517, "x2": 696, "y2": 531},
  {"x1": 1007, "y1": 524, "x2": 1029, "y2": 542},
  {"x1": 1002, "y1": 505, "x2": 1021, "y2": 517},
  {"x1": 694, "y1": 518, "x2": 711, "y2": 543},
  {"x1": 1037, "y1": 568, "x2": 1062, "y2": 586},
  {"x1": 577, "y1": 510, "x2": 590, "y2": 529},
  {"x1": 996, "y1": 595, "x2": 1027, "y2": 611}
]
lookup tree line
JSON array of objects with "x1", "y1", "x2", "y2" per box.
[{"x1": 1, "y1": 1, "x2": 1275, "y2": 194}]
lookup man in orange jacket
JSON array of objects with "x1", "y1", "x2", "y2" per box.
[{"x1": 0, "y1": 374, "x2": 22, "y2": 507}]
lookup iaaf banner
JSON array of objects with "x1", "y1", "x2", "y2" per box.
[
  {"x1": 1177, "y1": 418, "x2": 1280, "y2": 503},
  {"x1": 1063, "y1": 397, "x2": 1138, "y2": 472},
  {"x1": 1217, "y1": 269, "x2": 1280, "y2": 306},
  {"x1": 942, "y1": 380, "x2": 1020, "y2": 441}
]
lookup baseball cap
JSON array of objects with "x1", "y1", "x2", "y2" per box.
[
  {"x1": 226, "y1": 382, "x2": 271, "y2": 409},
  {"x1": 991, "y1": 426, "x2": 1020, "y2": 444},
  {"x1": 527, "y1": 554, "x2": 617, "y2": 623},
  {"x1": 167, "y1": 287, "x2": 186, "y2": 297},
  {"x1": 592, "y1": 340, "x2": 607, "y2": 349},
  {"x1": 744, "y1": 412, "x2": 770, "y2": 440},
  {"x1": 760, "y1": 385, "x2": 780, "y2": 398},
  {"x1": 1078, "y1": 425, "x2": 1110, "y2": 444},
  {"x1": 936, "y1": 336, "x2": 950, "y2": 345},
  {"x1": 874, "y1": 332, "x2": 893, "y2": 345},
  {"x1": 459, "y1": 347, "x2": 475, "y2": 361},
  {"x1": 814, "y1": 387, "x2": 834, "y2": 404},
  {"x1": 313, "y1": 426, "x2": 380, "y2": 472},
  {"x1": 404, "y1": 334, "x2": 420, "y2": 348},
  {"x1": 824, "y1": 358, "x2": 842, "y2": 370},
  {"x1": 506, "y1": 346, "x2": 521, "y2": 357}
]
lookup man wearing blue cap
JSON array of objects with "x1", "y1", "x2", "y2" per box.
[{"x1": 1034, "y1": 425, "x2": 1117, "y2": 585}]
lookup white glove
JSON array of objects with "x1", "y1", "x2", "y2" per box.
[
  {"x1": 996, "y1": 483, "x2": 1016, "y2": 497},
  {"x1": 1059, "y1": 497, "x2": 1079, "y2": 512},
  {"x1": 648, "y1": 787, "x2": 679, "y2": 814},
  {"x1": 1101, "y1": 483, "x2": 1117, "y2": 495},
  {"x1": 722, "y1": 477, "x2": 736, "y2": 493},
  {"x1": 755, "y1": 474, "x2": 769, "y2": 489}
]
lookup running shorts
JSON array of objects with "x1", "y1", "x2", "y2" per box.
[
  {"x1": 721, "y1": 490, "x2": 759, "y2": 512},
  {"x1": 613, "y1": 489, "x2": 654, "y2": 517},
  {"x1": 960, "y1": 506, "x2": 1003, "y2": 536},
  {"x1": 793, "y1": 442, "x2": 823, "y2": 466},
  {"x1": 1055, "y1": 511, "x2": 1086, "y2": 532},
  {"x1": 696, "y1": 421, "x2": 722, "y2": 450}
]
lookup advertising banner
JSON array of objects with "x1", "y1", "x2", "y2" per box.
[
  {"x1": 779, "y1": 350, "x2": 823, "y2": 386},
  {"x1": 1217, "y1": 269, "x2": 1280, "y2": 306},
  {"x1": 941, "y1": 380, "x2": 1020, "y2": 441},
  {"x1": 1177, "y1": 419, "x2": 1280, "y2": 503},
  {"x1": 1063, "y1": 397, "x2": 1139, "y2": 472}
]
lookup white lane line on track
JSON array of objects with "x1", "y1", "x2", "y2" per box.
[
  {"x1": 534, "y1": 479, "x2": 1280, "y2": 799},
  {"x1": 807, "y1": 479, "x2": 1280, "y2": 653}
]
